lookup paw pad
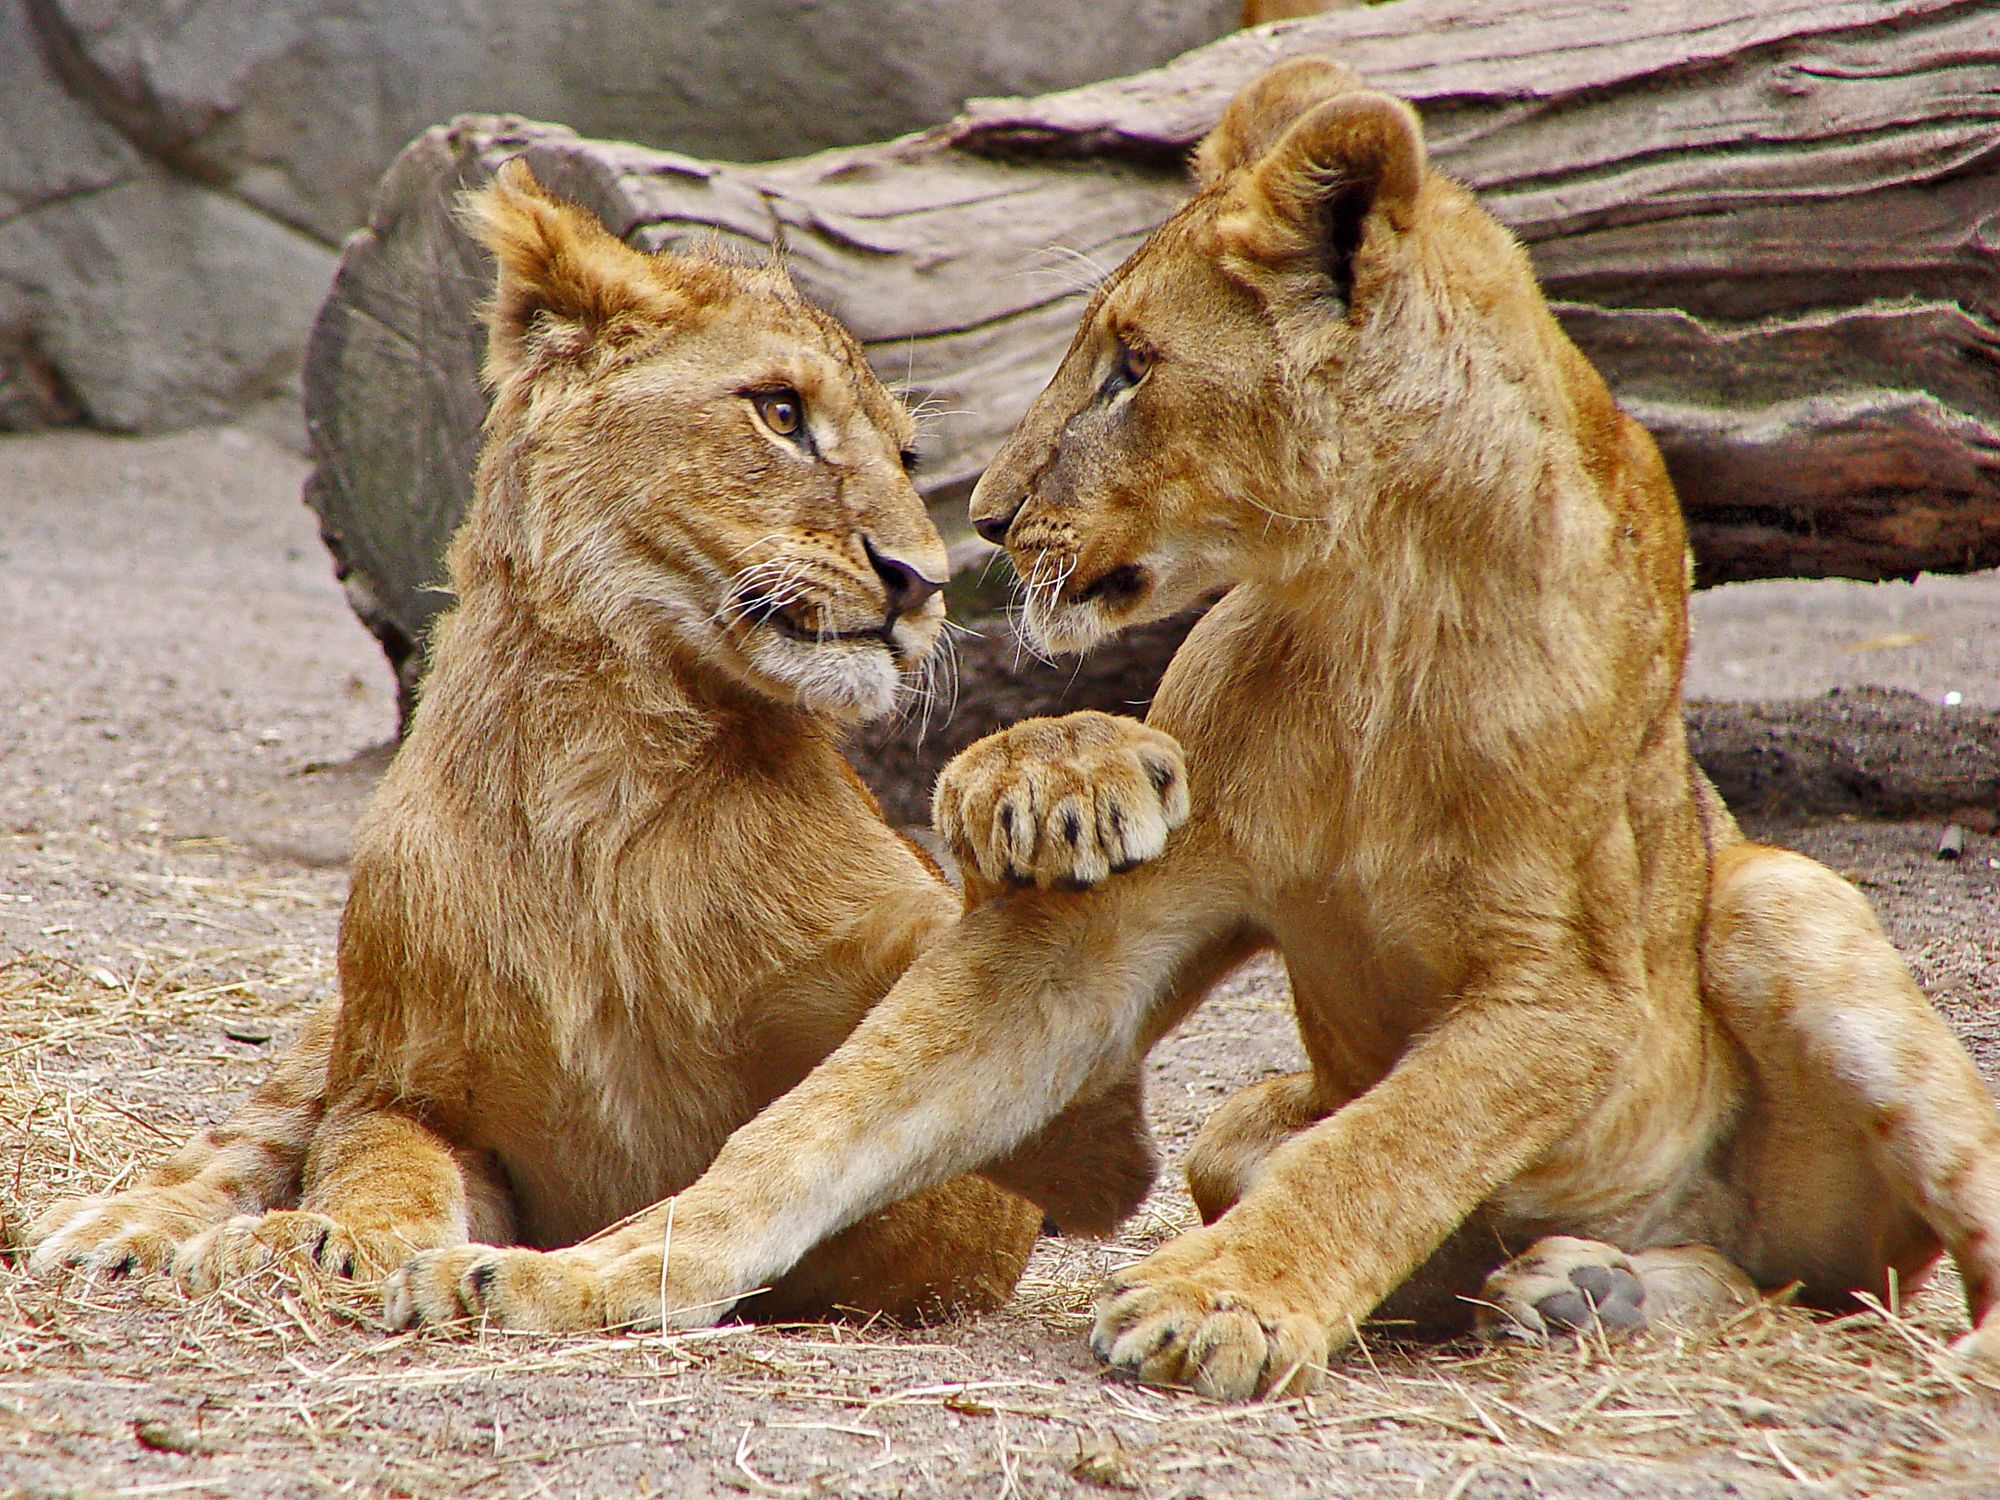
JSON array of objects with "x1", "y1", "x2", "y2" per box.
[
  {"x1": 1476, "y1": 1237, "x2": 1650, "y2": 1343},
  {"x1": 1535, "y1": 1261, "x2": 1644, "y2": 1333}
]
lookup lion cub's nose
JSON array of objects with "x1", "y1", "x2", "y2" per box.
[
  {"x1": 864, "y1": 537, "x2": 945, "y2": 617},
  {"x1": 971, "y1": 502, "x2": 1022, "y2": 546}
]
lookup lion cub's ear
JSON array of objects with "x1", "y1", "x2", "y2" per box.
[
  {"x1": 460, "y1": 157, "x2": 686, "y2": 385},
  {"x1": 1217, "y1": 90, "x2": 1426, "y2": 311},
  {"x1": 1192, "y1": 55, "x2": 1365, "y2": 188}
]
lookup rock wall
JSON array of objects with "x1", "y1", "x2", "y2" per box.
[
  {"x1": 0, "y1": 0, "x2": 333, "y2": 430},
  {"x1": 0, "y1": 0, "x2": 1237, "y2": 432}
]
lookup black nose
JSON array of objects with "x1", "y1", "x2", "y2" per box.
[
  {"x1": 971, "y1": 498, "x2": 1024, "y2": 546},
  {"x1": 864, "y1": 537, "x2": 945, "y2": 617}
]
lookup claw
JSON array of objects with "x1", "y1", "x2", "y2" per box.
[{"x1": 934, "y1": 713, "x2": 1189, "y2": 891}]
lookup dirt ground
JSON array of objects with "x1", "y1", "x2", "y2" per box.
[{"x1": 2, "y1": 419, "x2": 1998, "y2": 1498}]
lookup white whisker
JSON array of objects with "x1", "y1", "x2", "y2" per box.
[{"x1": 723, "y1": 531, "x2": 792, "y2": 562}]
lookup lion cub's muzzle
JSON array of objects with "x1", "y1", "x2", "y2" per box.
[
  {"x1": 863, "y1": 537, "x2": 944, "y2": 621},
  {"x1": 731, "y1": 538, "x2": 944, "y2": 658}
]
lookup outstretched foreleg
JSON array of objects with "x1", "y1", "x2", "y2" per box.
[
  {"x1": 384, "y1": 854, "x2": 1250, "y2": 1335},
  {"x1": 26, "y1": 999, "x2": 339, "y2": 1278}
]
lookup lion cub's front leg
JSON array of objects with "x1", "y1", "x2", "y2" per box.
[
  {"x1": 937, "y1": 712, "x2": 1188, "y2": 1234},
  {"x1": 386, "y1": 718, "x2": 1193, "y2": 1336},
  {"x1": 174, "y1": 1100, "x2": 515, "y2": 1295},
  {"x1": 25, "y1": 1001, "x2": 338, "y2": 1279},
  {"x1": 935, "y1": 711, "x2": 1189, "y2": 895}
]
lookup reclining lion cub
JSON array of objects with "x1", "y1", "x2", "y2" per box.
[
  {"x1": 385, "y1": 63, "x2": 2000, "y2": 1394},
  {"x1": 24, "y1": 160, "x2": 1182, "y2": 1317}
]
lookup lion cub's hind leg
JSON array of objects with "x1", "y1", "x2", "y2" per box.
[
  {"x1": 175, "y1": 1100, "x2": 513, "y2": 1295},
  {"x1": 985, "y1": 1068, "x2": 1159, "y2": 1236},
  {"x1": 1185, "y1": 1078, "x2": 1741, "y2": 1344},
  {"x1": 1704, "y1": 844, "x2": 2000, "y2": 1370},
  {"x1": 757, "y1": 1174, "x2": 1040, "y2": 1324}
]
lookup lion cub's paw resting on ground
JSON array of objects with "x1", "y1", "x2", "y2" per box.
[
  {"x1": 385, "y1": 1235, "x2": 722, "y2": 1334},
  {"x1": 26, "y1": 160, "x2": 1174, "y2": 1322},
  {"x1": 1090, "y1": 1224, "x2": 1332, "y2": 1400},
  {"x1": 1471, "y1": 1238, "x2": 1758, "y2": 1344},
  {"x1": 456, "y1": 57, "x2": 2000, "y2": 1395},
  {"x1": 27, "y1": 1190, "x2": 201, "y2": 1281},
  {"x1": 172, "y1": 1213, "x2": 421, "y2": 1296}
]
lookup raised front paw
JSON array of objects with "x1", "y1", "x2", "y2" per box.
[
  {"x1": 24, "y1": 1189, "x2": 216, "y2": 1279},
  {"x1": 381, "y1": 1240, "x2": 737, "y2": 1335},
  {"x1": 172, "y1": 1210, "x2": 415, "y2": 1295},
  {"x1": 934, "y1": 711, "x2": 1189, "y2": 890},
  {"x1": 1091, "y1": 1230, "x2": 1329, "y2": 1400}
]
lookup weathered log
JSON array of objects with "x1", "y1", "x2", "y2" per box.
[
  {"x1": 1686, "y1": 688, "x2": 2000, "y2": 822},
  {"x1": 304, "y1": 0, "x2": 2000, "y2": 738}
]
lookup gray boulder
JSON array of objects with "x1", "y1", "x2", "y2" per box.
[{"x1": 1, "y1": 0, "x2": 1237, "y2": 431}]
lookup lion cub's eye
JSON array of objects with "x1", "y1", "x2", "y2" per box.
[
  {"x1": 1102, "y1": 341, "x2": 1154, "y2": 398},
  {"x1": 752, "y1": 388, "x2": 805, "y2": 439}
]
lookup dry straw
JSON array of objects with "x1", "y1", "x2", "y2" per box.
[{"x1": 4, "y1": 934, "x2": 1998, "y2": 1495}]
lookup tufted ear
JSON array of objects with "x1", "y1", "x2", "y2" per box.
[
  {"x1": 458, "y1": 157, "x2": 685, "y2": 385},
  {"x1": 1192, "y1": 56, "x2": 1366, "y2": 188},
  {"x1": 1217, "y1": 90, "x2": 1426, "y2": 309}
]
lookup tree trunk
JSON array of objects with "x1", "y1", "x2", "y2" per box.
[{"x1": 303, "y1": 0, "x2": 2000, "y2": 804}]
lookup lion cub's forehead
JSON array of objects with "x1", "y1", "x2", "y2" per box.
[
  {"x1": 616, "y1": 271, "x2": 912, "y2": 447},
  {"x1": 1097, "y1": 210, "x2": 1235, "y2": 343},
  {"x1": 782, "y1": 293, "x2": 913, "y2": 448}
]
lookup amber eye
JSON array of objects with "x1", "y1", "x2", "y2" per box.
[
  {"x1": 1102, "y1": 341, "x2": 1154, "y2": 398},
  {"x1": 753, "y1": 388, "x2": 805, "y2": 438}
]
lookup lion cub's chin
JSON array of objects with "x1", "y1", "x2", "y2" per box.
[
  {"x1": 1020, "y1": 563, "x2": 1178, "y2": 657},
  {"x1": 1022, "y1": 602, "x2": 1118, "y2": 658},
  {"x1": 739, "y1": 632, "x2": 910, "y2": 723}
]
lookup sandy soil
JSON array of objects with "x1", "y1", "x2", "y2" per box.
[
  {"x1": 1, "y1": 421, "x2": 1997, "y2": 1498},
  {"x1": 1687, "y1": 572, "x2": 2000, "y2": 710}
]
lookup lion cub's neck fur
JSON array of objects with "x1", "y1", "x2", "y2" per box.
[
  {"x1": 427, "y1": 499, "x2": 836, "y2": 846},
  {"x1": 343, "y1": 519, "x2": 869, "y2": 1082}
]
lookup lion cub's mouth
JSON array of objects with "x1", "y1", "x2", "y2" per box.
[
  {"x1": 1066, "y1": 563, "x2": 1150, "y2": 611},
  {"x1": 740, "y1": 593, "x2": 895, "y2": 652},
  {"x1": 1015, "y1": 558, "x2": 1155, "y2": 654}
]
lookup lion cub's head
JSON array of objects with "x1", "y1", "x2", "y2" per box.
[
  {"x1": 454, "y1": 160, "x2": 948, "y2": 722},
  {"x1": 973, "y1": 59, "x2": 1555, "y2": 653}
]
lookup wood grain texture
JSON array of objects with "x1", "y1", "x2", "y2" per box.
[{"x1": 303, "y1": 0, "x2": 2000, "y2": 718}]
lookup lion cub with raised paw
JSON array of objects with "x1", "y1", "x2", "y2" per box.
[
  {"x1": 23, "y1": 160, "x2": 1181, "y2": 1323},
  {"x1": 385, "y1": 64, "x2": 2000, "y2": 1395}
]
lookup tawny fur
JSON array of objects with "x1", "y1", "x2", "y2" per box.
[
  {"x1": 1241, "y1": 1, "x2": 1373, "y2": 28},
  {"x1": 381, "y1": 66, "x2": 2000, "y2": 1399},
  {"x1": 25, "y1": 161, "x2": 1185, "y2": 1322}
]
